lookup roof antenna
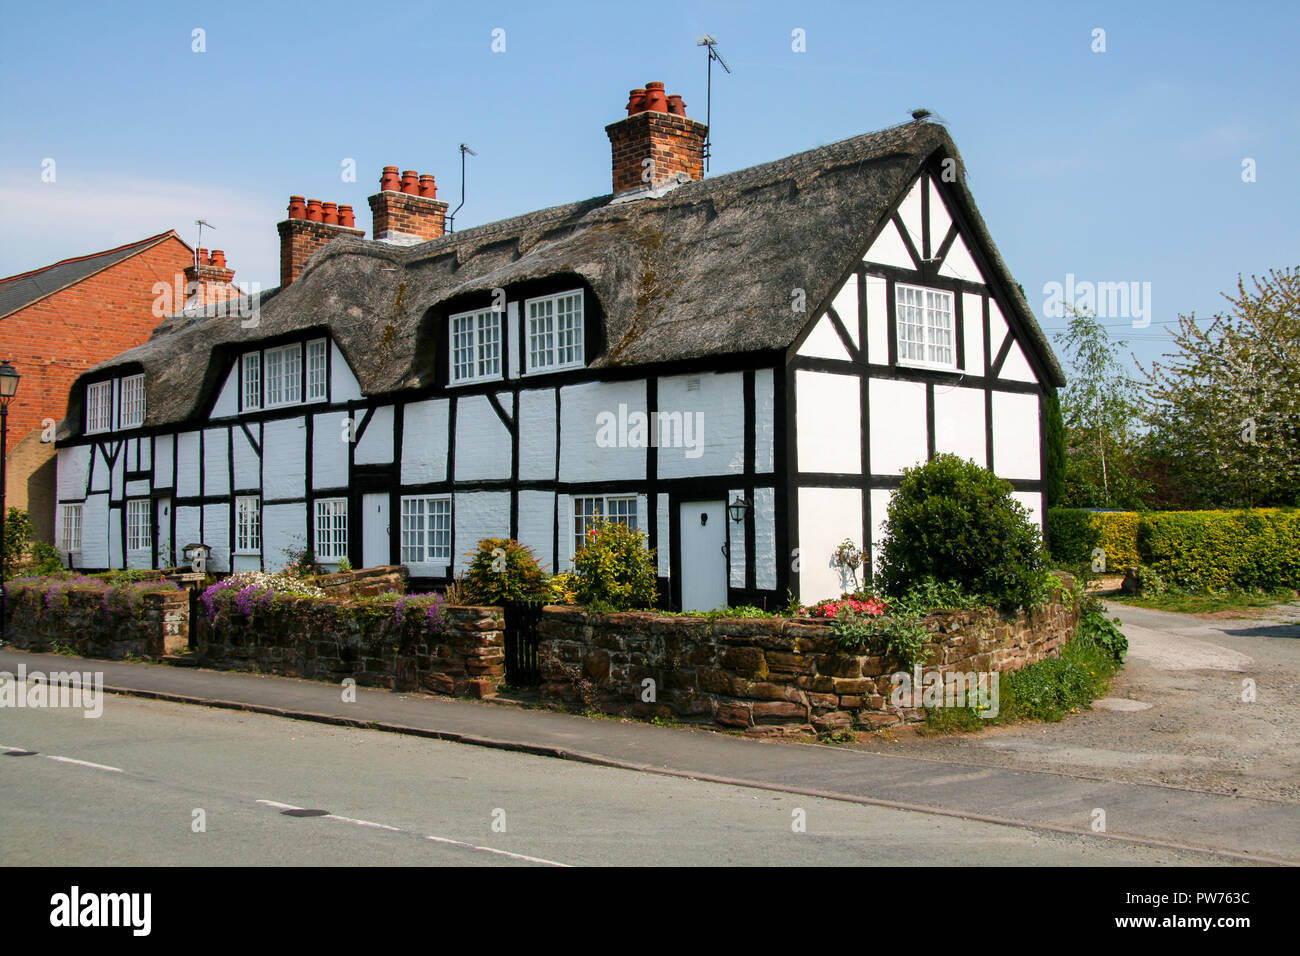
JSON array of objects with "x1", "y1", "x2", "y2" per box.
[
  {"x1": 446, "y1": 144, "x2": 477, "y2": 234},
  {"x1": 193, "y1": 219, "x2": 214, "y2": 270},
  {"x1": 696, "y1": 35, "x2": 731, "y2": 172}
]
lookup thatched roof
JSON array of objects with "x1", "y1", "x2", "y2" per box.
[{"x1": 78, "y1": 121, "x2": 1063, "y2": 431}]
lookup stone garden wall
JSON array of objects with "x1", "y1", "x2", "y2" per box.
[
  {"x1": 537, "y1": 593, "x2": 1079, "y2": 736},
  {"x1": 5, "y1": 586, "x2": 189, "y2": 659},
  {"x1": 192, "y1": 601, "x2": 505, "y2": 698}
]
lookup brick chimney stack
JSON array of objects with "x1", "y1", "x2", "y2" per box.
[
  {"x1": 605, "y1": 81, "x2": 707, "y2": 197},
  {"x1": 184, "y1": 248, "x2": 241, "y2": 309},
  {"x1": 368, "y1": 166, "x2": 448, "y2": 244},
  {"x1": 277, "y1": 195, "x2": 364, "y2": 287}
]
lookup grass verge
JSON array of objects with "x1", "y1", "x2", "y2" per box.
[{"x1": 1106, "y1": 589, "x2": 1296, "y2": 615}]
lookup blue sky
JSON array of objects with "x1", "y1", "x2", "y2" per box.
[{"x1": 2, "y1": 0, "x2": 1297, "y2": 375}]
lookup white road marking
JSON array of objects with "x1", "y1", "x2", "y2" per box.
[
  {"x1": 44, "y1": 755, "x2": 124, "y2": 773},
  {"x1": 258, "y1": 799, "x2": 569, "y2": 866}
]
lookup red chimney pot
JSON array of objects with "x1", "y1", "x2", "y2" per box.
[
  {"x1": 210, "y1": 250, "x2": 227, "y2": 269},
  {"x1": 322, "y1": 201, "x2": 339, "y2": 225},
  {"x1": 380, "y1": 166, "x2": 401, "y2": 192},
  {"x1": 288, "y1": 195, "x2": 307, "y2": 219},
  {"x1": 418, "y1": 174, "x2": 437, "y2": 199},
  {"x1": 627, "y1": 88, "x2": 648, "y2": 115},
  {"x1": 400, "y1": 170, "x2": 420, "y2": 195},
  {"x1": 643, "y1": 81, "x2": 668, "y2": 113},
  {"x1": 197, "y1": 247, "x2": 209, "y2": 265},
  {"x1": 338, "y1": 204, "x2": 356, "y2": 227},
  {"x1": 306, "y1": 199, "x2": 323, "y2": 222},
  {"x1": 667, "y1": 94, "x2": 686, "y2": 116}
]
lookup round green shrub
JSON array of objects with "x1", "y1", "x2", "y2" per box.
[
  {"x1": 877, "y1": 454, "x2": 1047, "y2": 612},
  {"x1": 462, "y1": 538, "x2": 548, "y2": 605},
  {"x1": 573, "y1": 518, "x2": 658, "y2": 611}
]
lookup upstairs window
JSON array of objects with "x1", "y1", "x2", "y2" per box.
[
  {"x1": 895, "y1": 284, "x2": 955, "y2": 370},
  {"x1": 306, "y1": 339, "x2": 328, "y2": 401},
  {"x1": 119, "y1": 374, "x2": 146, "y2": 428},
  {"x1": 242, "y1": 353, "x2": 262, "y2": 410},
  {"x1": 526, "y1": 290, "x2": 584, "y2": 374},
  {"x1": 450, "y1": 308, "x2": 502, "y2": 385},
  {"x1": 265, "y1": 343, "x2": 302, "y2": 407},
  {"x1": 85, "y1": 381, "x2": 113, "y2": 434}
]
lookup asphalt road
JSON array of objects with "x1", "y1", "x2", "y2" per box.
[{"x1": 0, "y1": 694, "x2": 1236, "y2": 867}]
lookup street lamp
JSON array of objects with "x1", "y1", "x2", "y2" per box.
[
  {"x1": 727, "y1": 495, "x2": 750, "y2": 523},
  {"x1": 0, "y1": 360, "x2": 20, "y2": 645}
]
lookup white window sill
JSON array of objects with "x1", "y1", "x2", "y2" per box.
[
  {"x1": 448, "y1": 374, "x2": 504, "y2": 388},
  {"x1": 522, "y1": 362, "x2": 585, "y2": 378},
  {"x1": 896, "y1": 358, "x2": 959, "y2": 374}
]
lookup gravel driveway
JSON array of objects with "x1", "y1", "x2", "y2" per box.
[{"x1": 878, "y1": 599, "x2": 1300, "y2": 803}]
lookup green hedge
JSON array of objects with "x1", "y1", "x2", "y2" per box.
[
  {"x1": 1139, "y1": 509, "x2": 1300, "y2": 592},
  {"x1": 1049, "y1": 507, "x2": 1300, "y2": 591}
]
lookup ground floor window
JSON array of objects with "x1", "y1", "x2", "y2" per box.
[
  {"x1": 400, "y1": 496, "x2": 452, "y2": 564},
  {"x1": 60, "y1": 504, "x2": 82, "y2": 554},
  {"x1": 126, "y1": 499, "x2": 151, "y2": 551},
  {"x1": 573, "y1": 494, "x2": 637, "y2": 558},
  {"x1": 314, "y1": 498, "x2": 348, "y2": 561},
  {"x1": 235, "y1": 496, "x2": 261, "y2": 554}
]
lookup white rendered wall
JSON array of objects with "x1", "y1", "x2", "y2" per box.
[
  {"x1": 203, "y1": 428, "x2": 229, "y2": 496},
  {"x1": 656, "y1": 371, "x2": 744, "y2": 479},
  {"x1": 453, "y1": 491, "x2": 510, "y2": 574},
  {"x1": 312, "y1": 412, "x2": 347, "y2": 490},
  {"x1": 753, "y1": 486, "x2": 777, "y2": 591},
  {"x1": 992, "y1": 392, "x2": 1041, "y2": 480},
  {"x1": 798, "y1": 486, "x2": 862, "y2": 603},
  {"x1": 558, "y1": 380, "x2": 646, "y2": 483},
  {"x1": 868, "y1": 378, "x2": 927, "y2": 474},
  {"x1": 454, "y1": 395, "x2": 512, "y2": 481},
  {"x1": 262, "y1": 502, "x2": 306, "y2": 572},
  {"x1": 263, "y1": 418, "x2": 306, "y2": 500},
  {"x1": 754, "y1": 368, "x2": 775, "y2": 474},
  {"x1": 516, "y1": 489, "x2": 556, "y2": 573},
  {"x1": 355, "y1": 406, "x2": 394, "y2": 465},
  {"x1": 795, "y1": 370, "x2": 860, "y2": 474},
  {"x1": 933, "y1": 385, "x2": 987, "y2": 467},
  {"x1": 401, "y1": 399, "x2": 449, "y2": 485}
]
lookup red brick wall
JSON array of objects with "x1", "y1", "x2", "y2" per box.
[
  {"x1": 0, "y1": 234, "x2": 196, "y2": 455},
  {"x1": 367, "y1": 192, "x2": 448, "y2": 243},
  {"x1": 278, "y1": 220, "x2": 365, "y2": 287},
  {"x1": 606, "y1": 112, "x2": 708, "y2": 194}
]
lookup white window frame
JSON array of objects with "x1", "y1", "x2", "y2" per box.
[
  {"x1": 60, "y1": 504, "x2": 82, "y2": 554},
  {"x1": 126, "y1": 499, "x2": 151, "y2": 552},
  {"x1": 235, "y1": 495, "x2": 261, "y2": 555},
  {"x1": 573, "y1": 494, "x2": 638, "y2": 562},
  {"x1": 894, "y1": 283, "x2": 956, "y2": 371},
  {"x1": 399, "y1": 495, "x2": 452, "y2": 565},
  {"x1": 314, "y1": 497, "x2": 348, "y2": 562},
  {"x1": 242, "y1": 352, "x2": 262, "y2": 411},
  {"x1": 306, "y1": 338, "x2": 328, "y2": 402},
  {"x1": 85, "y1": 381, "x2": 113, "y2": 434},
  {"x1": 524, "y1": 289, "x2": 585, "y2": 375},
  {"x1": 449, "y1": 307, "x2": 503, "y2": 385},
  {"x1": 264, "y1": 343, "x2": 303, "y2": 408},
  {"x1": 119, "y1": 374, "x2": 146, "y2": 429}
]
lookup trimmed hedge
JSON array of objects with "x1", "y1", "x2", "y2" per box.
[
  {"x1": 1139, "y1": 509, "x2": 1300, "y2": 592},
  {"x1": 1049, "y1": 507, "x2": 1300, "y2": 591}
]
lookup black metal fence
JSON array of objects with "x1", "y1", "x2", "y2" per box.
[{"x1": 502, "y1": 600, "x2": 544, "y2": 687}]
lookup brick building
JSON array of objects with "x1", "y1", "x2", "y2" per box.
[{"x1": 0, "y1": 231, "x2": 236, "y2": 541}]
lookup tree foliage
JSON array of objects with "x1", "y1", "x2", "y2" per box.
[{"x1": 1138, "y1": 268, "x2": 1300, "y2": 507}]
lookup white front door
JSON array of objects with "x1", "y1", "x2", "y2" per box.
[
  {"x1": 679, "y1": 500, "x2": 728, "y2": 611},
  {"x1": 155, "y1": 498, "x2": 171, "y2": 568},
  {"x1": 362, "y1": 493, "x2": 389, "y2": 569}
]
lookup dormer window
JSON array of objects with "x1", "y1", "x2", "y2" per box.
[
  {"x1": 449, "y1": 307, "x2": 502, "y2": 385},
  {"x1": 85, "y1": 381, "x2": 113, "y2": 435},
  {"x1": 119, "y1": 374, "x2": 146, "y2": 428},
  {"x1": 265, "y1": 343, "x2": 302, "y2": 407},
  {"x1": 525, "y1": 290, "x2": 584, "y2": 374},
  {"x1": 895, "y1": 283, "x2": 955, "y2": 370}
]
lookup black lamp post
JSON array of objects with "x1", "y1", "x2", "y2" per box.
[
  {"x1": 0, "y1": 360, "x2": 20, "y2": 644},
  {"x1": 727, "y1": 495, "x2": 750, "y2": 524}
]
